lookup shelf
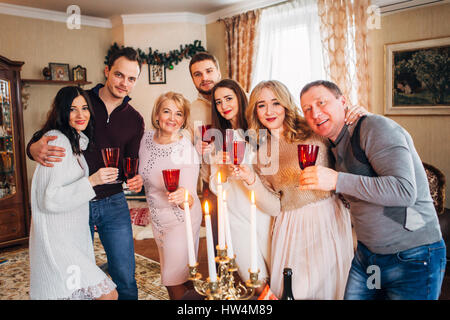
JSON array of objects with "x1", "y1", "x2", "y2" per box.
[{"x1": 21, "y1": 79, "x2": 92, "y2": 86}]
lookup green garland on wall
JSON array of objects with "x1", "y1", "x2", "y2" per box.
[{"x1": 104, "y1": 40, "x2": 206, "y2": 70}]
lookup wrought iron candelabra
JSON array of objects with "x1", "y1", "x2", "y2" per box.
[{"x1": 188, "y1": 246, "x2": 263, "y2": 300}]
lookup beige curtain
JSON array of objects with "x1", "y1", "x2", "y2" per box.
[
  {"x1": 317, "y1": 0, "x2": 371, "y2": 110},
  {"x1": 222, "y1": 10, "x2": 260, "y2": 92}
]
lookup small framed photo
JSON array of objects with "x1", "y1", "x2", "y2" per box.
[
  {"x1": 72, "y1": 65, "x2": 87, "y2": 82},
  {"x1": 49, "y1": 63, "x2": 70, "y2": 81},
  {"x1": 385, "y1": 36, "x2": 450, "y2": 115},
  {"x1": 149, "y1": 64, "x2": 166, "y2": 84}
]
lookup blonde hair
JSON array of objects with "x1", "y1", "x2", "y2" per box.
[
  {"x1": 247, "y1": 80, "x2": 312, "y2": 143},
  {"x1": 151, "y1": 91, "x2": 192, "y2": 130}
]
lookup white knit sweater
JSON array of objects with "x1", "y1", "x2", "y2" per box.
[{"x1": 29, "y1": 130, "x2": 116, "y2": 299}]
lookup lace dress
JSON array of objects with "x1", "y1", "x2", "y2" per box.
[
  {"x1": 138, "y1": 130, "x2": 202, "y2": 286},
  {"x1": 29, "y1": 130, "x2": 116, "y2": 300}
]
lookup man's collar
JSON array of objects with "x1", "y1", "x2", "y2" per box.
[
  {"x1": 92, "y1": 83, "x2": 132, "y2": 105},
  {"x1": 329, "y1": 124, "x2": 348, "y2": 147}
]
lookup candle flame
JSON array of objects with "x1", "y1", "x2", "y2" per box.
[
  {"x1": 204, "y1": 201, "x2": 210, "y2": 215},
  {"x1": 185, "y1": 189, "x2": 189, "y2": 202},
  {"x1": 218, "y1": 172, "x2": 221, "y2": 184},
  {"x1": 251, "y1": 191, "x2": 255, "y2": 204}
]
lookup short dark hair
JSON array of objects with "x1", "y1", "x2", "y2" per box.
[
  {"x1": 211, "y1": 79, "x2": 248, "y2": 132},
  {"x1": 189, "y1": 51, "x2": 219, "y2": 75},
  {"x1": 300, "y1": 80, "x2": 343, "y2": 99},
  {"x1": 108, "y1": 47, "x2": 142, "y2": 71},
  {"x1": 38, "y1": 86, "x2": 95, "y2": 155}
]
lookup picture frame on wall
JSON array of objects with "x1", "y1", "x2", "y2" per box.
[
  {"x1": 72, "y1": 65, "x2": 87, "y2": 82},
  {"x1": 148, "y1": 64, "x2": 166, "y2": 84},
  {"x1": 384, "y1": 36, "x2": 450, "y2": 115},
  {"x1": 49, "y1": 63, "x2": 70, "y2": 81}
]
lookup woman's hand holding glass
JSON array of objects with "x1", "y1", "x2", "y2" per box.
[
  {"x1": 88, "y1": 167, "x2": 119, "y2": 187},
  {"x1": 195, "y1": 139, "x2": 215, "y2": 157},
  {"x1": 230, "y1": 163, "x2": 256, "y2": 186},
  {"x1": 167, "y1": 186, "x2": 193, "y2": 209}
]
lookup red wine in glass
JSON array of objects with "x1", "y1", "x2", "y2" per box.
[
  {"x1": 222, "y1": 129, "x2": 234, "y2": 163},
  {"x1": 101, "y1": 147, "x2": 119, "y2": 168},
  {"x1": 162, "y1": 169, "x2": 180, "y2": 193},
  {"x1": 199, "y1": 124, "x2": 212, "y2": 143},
  {"x1": 233, "y1": 141, "x2": 246, "y2": 165},
  {"x1": 101, "y1": 147, "x2": 120, "y2": 184},
  {"x1": 123, "y1": 157, "x2": 138, "y2": 180},
  {"x1": 297, "y1": 144, "x2": 319, "y2": 169}
]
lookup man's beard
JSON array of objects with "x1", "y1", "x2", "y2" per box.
[{"x1": 197, "y1": 87, "x2": 212, "y2": 96}]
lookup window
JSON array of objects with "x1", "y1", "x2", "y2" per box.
[{"x1": 251, "y1": 0, "x2": 326, "y2": 108}]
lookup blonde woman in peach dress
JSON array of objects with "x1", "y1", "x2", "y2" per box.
[{"x1": 234, "y1": 80, "x2": 362, "y2": 300}]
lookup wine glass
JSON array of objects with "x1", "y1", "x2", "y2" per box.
[
  {"x1": 162, "y1": 169, "x2": 180, "y2": 193},
  {"x1": 297, "y1": 144, "x2": 319, "y2": 170},
  {"x1": 123, "y1": 157, "x2": 139, "y2": 190},
  {"x1": 222, "y1": 129, "x2": 234, "y2": 163},
  {"x1": 233, "y1": 141, "x2": 246, "y2": 165},
  {"x1": 101, "y1": 147, "x2": 121, "y2": 184},
  {"x1": 227, "y1": 140, "x2": 246, "y2": 181},
  {"x1": 199, "y1": 124, "x2": 213, "y2": 143}
]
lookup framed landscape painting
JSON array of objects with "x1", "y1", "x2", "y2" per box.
[{"x1": 385, "y1": 37, "x2": 450, "y2": 115}]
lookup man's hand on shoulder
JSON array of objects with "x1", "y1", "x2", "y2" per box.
[{"x1": 30, "y1": 135, "x2": 66, "y2": 167}]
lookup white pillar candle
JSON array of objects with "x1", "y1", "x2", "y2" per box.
[
  {"x1": 223, "y1": 191, "x2": 234, "y2": 258},
  {"x1": 183, "y1": 190, "x2": 196, "y2": 266},
  {"x1": 217, "y1": 172, "x2": 225, "y2": 250},
  {"x1": 204, "y1": 201, "x2": 217, "y2": 282},
  {"x1": 250, "y1": 191, "x2": 258, "y2": 272}
]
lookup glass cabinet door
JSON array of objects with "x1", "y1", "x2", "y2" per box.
[{"x1": 0, "y1": 78, "x2": 16, "y2": 199}]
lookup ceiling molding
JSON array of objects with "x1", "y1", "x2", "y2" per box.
[
  {"x1": 0, "y1": 2, "x2": 112, "y2": 28},
  {"x1": 120, "y1": 12, "x2": 206, "y2": 25},
  {"x1": 205, "y1": 0, "x2": 287, "y2": 24}
]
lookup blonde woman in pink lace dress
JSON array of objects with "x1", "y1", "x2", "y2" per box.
[{"x1": 138, "y1": 92, "x2": 201, "y2": 300}]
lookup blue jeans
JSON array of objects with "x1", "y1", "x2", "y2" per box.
[
  {"x1": 344, "y1": 240, "x2": 446, "y2": 300},
  {"x1": 89, "y1": 192, "x2": 138, "y2": 300}
]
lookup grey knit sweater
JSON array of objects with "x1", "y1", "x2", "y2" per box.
[{"x1": 333, "y1": 115, "x2": 442, "y2": 254}]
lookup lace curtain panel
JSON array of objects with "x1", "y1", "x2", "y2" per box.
[
  {"x1": 317, "y1": 0, "x2": 371, "y2": 110},
  {"x1": 223, "y1": 10, "x2": 260, "y2": 92}
]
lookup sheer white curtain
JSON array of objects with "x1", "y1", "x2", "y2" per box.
[{"x1": 251, "y1": 0, "x2": 325, "y2": 107}]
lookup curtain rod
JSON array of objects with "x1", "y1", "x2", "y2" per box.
[{"x1": 216, "y1": 0, "x2": 290, "y2": 22}]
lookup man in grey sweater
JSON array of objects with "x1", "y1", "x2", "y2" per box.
[{"x1": 298, "y1": 80, "x2": 446, "y2": 300}]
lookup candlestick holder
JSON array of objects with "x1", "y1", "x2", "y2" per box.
[{"x1": 188, "y1": 246, "x2": 263, "y2": 300}]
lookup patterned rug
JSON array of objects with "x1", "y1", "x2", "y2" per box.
[{"x1": 0, "y1": 235, "x2": 169, "y2": 300}]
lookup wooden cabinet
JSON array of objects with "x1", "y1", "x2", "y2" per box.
[{"x1": 0, "y1": 55, "x2": 30, "y2": 248}]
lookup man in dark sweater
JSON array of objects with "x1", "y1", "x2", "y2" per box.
[
  {"x1": 298, "y1": 80, "x2": 445, "y2": 300},
  {"x1": 27, "y1": 47, "x2": 144, "y2": 300}
]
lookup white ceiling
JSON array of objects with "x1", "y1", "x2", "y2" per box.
[{"x1": 0, "y1": 0, "x2": 256, "y2": 17}]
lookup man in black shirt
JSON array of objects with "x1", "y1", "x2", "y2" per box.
[{"x1": 27, "y1": 47, "x2": 144, "y2": 300}]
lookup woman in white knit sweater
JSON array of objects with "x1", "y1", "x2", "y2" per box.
[{"x1": 29, "y1": 86, "x2": 119, "y2": 300}]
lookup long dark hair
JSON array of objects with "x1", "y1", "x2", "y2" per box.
[
  {"x1": 37, "y1": 86, "x2": 95, "y2": 155},
  {"x1": 211, "y1": 79, "x2": 249, "y2": 133}
]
